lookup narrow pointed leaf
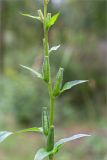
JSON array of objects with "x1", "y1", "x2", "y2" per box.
[
  {"x1": 61, "y1": 80, "x2": 88, "y2": 93},
  {"x1": 20, "y1": 65, "x2": 42, "y2": 79},
  {"x1": 49, "y1": 45, "x2": 60, "y2": 53},
  {"x1": 0, "y1": 131, "x2": 13, "y2": 143},
  {"x1": 21, "y1": 13, "x2": 41, "y2": 21},
  {"x1": 55, "y1": 134, "x2": 91, "y2": 148},
  {"x1": 15, "y1": 127, "x2": 43, "y2": 134},
  {"x1": 0, "y1": 127, "x2": 43, "y2": 143},
  {"x1": 47, "y1": 12, "x2": 60, "y2": 29},
  {"x1": 34, "y1": 148, "x2": 53, "y2": 160},
  {"x1": 54, "y1": 134, "x2": 91, "y2": 152},
  {"x1": 34, "y1": 134, "x2": 91, "y2": 159}
]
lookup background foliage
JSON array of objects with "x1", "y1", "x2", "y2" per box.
[{"x1": 0, "y1": 0, "x2": 107, "y2": 160}]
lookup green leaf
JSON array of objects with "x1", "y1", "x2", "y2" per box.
[
  {"x1": 21, "y1": 13, "x2": 41, "y2": 21},
  {"x1": 61, "y1": 80, "x2": 88, "y2": 93},
  {"x1": 54, "y1": 134, "x2": 91, "y2": 151},
  {"x1": 34, "y1": 148, "x2": 53, "y2": 160},
  {"x1": 0, "y1": 131, "x2": 13, "y2": 143},
  {"x1": 15, "y1": 127, "x2": 43, "y2": 134},
  {"x1": 49, "y1": 45, "x2": 60, "y2": 53},
  {"x1": 47, "y1": 12, "x2": 60, "y2": 29},
  {"x1": 0, "y1": 127, "x2": 43, "y2": 143},
  {"x1": 20, "y1": 65, "x2": 43, "y2": 79},
  {"x1": 34, "y1": 134, "x2": 91, "y2": 160}
]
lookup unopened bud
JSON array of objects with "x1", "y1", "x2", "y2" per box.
[
  {"x1": 44, "y1": 0, "x2": 49, "y2": 5},
  {"x1": 42, "y1": 56, "x2": 49, "y2": 83},
  {"x1": 53, "y1": 68, "x2": 64, "y2": 97},
  {"x1": 38, "y1": 9, "x2": 44, "y2": 22},
  {"x1": 42, "y1": 107, "x2": 49, "y2": 136},
  {"x1": 47, "y1": 125, "x2": 54, "y2": 151}
]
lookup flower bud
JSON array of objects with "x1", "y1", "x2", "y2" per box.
[
  {"x1": 38, "y1": 9, "x2": 44, "y2": 22},
  {"x1": 47, "y1": 13, "x2": 51, "y2": 22},
  {"x1": 47, "y1": 125, "x2": 54, "y2": 151},
  {"x1": 42, "y1": 107, "x2": 49, "y2": 136},
  {"x1": 44, "y1": 0, "x2": 49, "y2": 5},
  {"x1": 42, "y1": 56, "x2": 49, "y2": 83},
  {"x1": 53, "y1": 68, "x2": 64, "y2": 97}
]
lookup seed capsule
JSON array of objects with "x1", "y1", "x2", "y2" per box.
[
  {"x1": 42, "y1": 107, "x2": 49, "y2": 136},
  {"x1": 53, "y1": 68, "x2": 64, "y2": 97},
  {"x1": 42, "y1": 56, "x2": 49, "y2": 83},
  {"x1": 43, "y1": 38, "x2": 49, "y2": 55},
  {"x1": 47, "y1": 126, "x2": 54, "y2": 151}
]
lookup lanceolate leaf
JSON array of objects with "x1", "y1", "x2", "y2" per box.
[
  {"x1": 47, "y1": 12, "x2": 60, "y2": 29},
  {"x1": 61, "y1": 80, "x2": 88, "y2": 93},
  {"x1": 54, "y1": 134, "x2": 91, "y2": 150},
  {"x1": 0, "y1": 131, "x2": 13, "y2": 143},
  {"x1": 49, "y1": 45, "x2": 60, "y2": 53},
  {"x1": 20, "y1": 65, "x2": 42, "y2": 79},
  {"x1": 15, "y1": 127, "x2": 43, "y2": 134},
  {"x1": 0, "y1": 127, "x2": 43, "y2": 143},
  {"x1": 21, "y1": 13, "x2": 41, "y2": 21},
  {"x1": 34, "y1": 134, "x2": 90, "y2": 160},
  {"x1": 34, "y1": 148, "x2": 53, "y2": 160}
]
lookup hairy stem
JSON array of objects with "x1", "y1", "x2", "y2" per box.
[{"x1": 43, "y1": 1, "x2": 54, "y2": 160}]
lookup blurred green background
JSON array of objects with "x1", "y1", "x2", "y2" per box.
[{"x1": 0, "y1": 0, "x2": 107, "y2": 160}]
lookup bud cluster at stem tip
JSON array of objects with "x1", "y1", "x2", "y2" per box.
[{"x1": 44, "y1": 0, "x2": 49, "y2": 5}]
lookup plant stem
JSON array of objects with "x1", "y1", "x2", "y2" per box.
[
  {"x1": 44, "y1": 0, "x2": 48, "y2": 56},
  {"x1": 43, "y1": 1, "x2": 54, "y2": 160},
  {"x1": 49, "y1": 155, "x2": 54, "y2": 160},
  {"x1": 43, "y1": 0, "x2": 54, "y2": 128}
]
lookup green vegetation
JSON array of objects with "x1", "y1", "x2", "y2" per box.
[
  {"x1": 0, "y1": 0, "x2": 106, "y2": 160},
  {"x1": 0, "y1": 0, "x2": 92, "y2": 160}
]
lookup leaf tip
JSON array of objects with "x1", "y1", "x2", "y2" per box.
[
  {"x1": 19, "y1": 64, "x2": 24, "y2": 68},
  {"x1": 0, "y1": 131, "x2": 13, "y2": 143}
]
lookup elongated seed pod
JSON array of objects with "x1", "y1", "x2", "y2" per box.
[
  {"x1": 53, "y1": 68, "x2": 64, "y2": 97},
  {"x1": 42, "y1": 56, "x2": 49, "y2": 83},
  {"x1": 43, "y1": 38, "x2": 49, "y2": 55},
  {"x1": 47, "y1": 126, "x2": 54, "y2": 151},
  {"x1": 42, "y1": 107, "x2": 49, "y2": 136}
]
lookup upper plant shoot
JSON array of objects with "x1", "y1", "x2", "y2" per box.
[{"x1": 0, "y1": 1, "x2": 91, "y2": 160}]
